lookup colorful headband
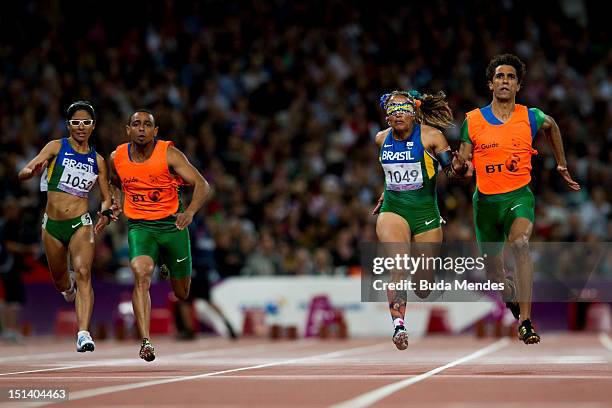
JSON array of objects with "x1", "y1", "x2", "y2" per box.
[
  {"x1": 379, "y1": 90, "x2": 422, "y2": 110},
  {"x1": 386, "y1": 102, "x2": 416, "y2": 116}
]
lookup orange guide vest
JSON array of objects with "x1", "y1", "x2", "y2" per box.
[
  {"x1": 114, "y1": 140, "x2": 180, "y2": 220},
  {"x1": 467, "y1": 104, "x2": 535, "y2": 194}
]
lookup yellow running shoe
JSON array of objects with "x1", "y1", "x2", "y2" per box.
[{"x1": 518, "y1": 319, "x2": 540, "y2": 344}]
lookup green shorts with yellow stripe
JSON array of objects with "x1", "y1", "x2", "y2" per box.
[
  {"x1": 128, "y1": 216, "x2": 192, "y2": 279},
  {"x1": 473, "y1": 185, "x2": 535, "y2": 255}
]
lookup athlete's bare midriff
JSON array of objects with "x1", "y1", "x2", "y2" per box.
[{"x1": 45, "y1": 191, "x2": 89, "y2": 220}]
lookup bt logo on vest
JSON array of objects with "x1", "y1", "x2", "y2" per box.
[
  {"x1": 130, "y1": 190, "x2": 163, "y2": 203},
  {"x1": 485, "y1": 164, "x2": 504, "y2": 173},
  {"x1": 131, "y1": 194, "x2": 147, "y2": 202}
]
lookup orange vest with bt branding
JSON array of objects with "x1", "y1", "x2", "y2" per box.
[
  {"x1": 114, "y1": 140, "x2": 180, "y2": 220},
  {"x1": 467, "y1": 104, "x2": 536, "y2": 194}
]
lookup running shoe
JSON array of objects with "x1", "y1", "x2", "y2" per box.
[
  {"x1": 139, "y1": 338, "x2": 156, "y2": 362},
  {"x1": 76, "y1": 331, "x2": 95, "y2": 352},
  {"x1": 504, "y1": 275, "x2": 520, "y2": 320},
  {"x1": 392, "y1": 325, "x2": 409, "y2": 350},
  {"x1": 518, "y1": 318, "x2": 540, "y2": 345}
]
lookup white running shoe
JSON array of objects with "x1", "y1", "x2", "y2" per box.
[
  {"x1": 62, "y1": 273, "x2": 76, "y2": 303},
  {"x1": 392, "y1": 325, "x2": 409, "y2": 350},
  {"x1": 76, "y1": 331, "x2": 95, "y2": 352}
]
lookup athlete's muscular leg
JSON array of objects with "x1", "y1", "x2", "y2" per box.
[
  {"x1": 483, "y1": 254, "x2": 513, "y2": 300},
  {"x1": 474, "y1": 201, "x2": 514, "y2": 301},
  {"x1": 413, "y1": 227, "x2": 442, "y2": 299},
  {"x1": 508, "y1": 218, "x2": 534, "y2": 321},
  {"x1": 171, "y1": 277, "x2": 191, "y2": 301},
  {"x1": 131, "y1": 256, "x2": 155, "y2": 339},
  {"x1": 41, "y1": 230, "x2": 71, "y2": 292},
  {"x1": 376, "y1": 212, "x2": 411, "y2": 321},
  {"x1": 69, "y1": 226, "x2": 95, "y2": 331},
  {"x1": 160, "y1": 230, "x2": 191, "y2": 301}
]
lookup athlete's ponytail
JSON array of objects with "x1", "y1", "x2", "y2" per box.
[{"x1": 417, "y1": 91, "x2": 454, "y2": 131}]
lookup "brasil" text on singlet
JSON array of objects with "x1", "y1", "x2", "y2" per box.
[
  {"x1": 379, "y1": 124, "x2": 438, "y2": 205},
  {"x1": 40, "y1": 138, "x2": 98, "y2": 198}
]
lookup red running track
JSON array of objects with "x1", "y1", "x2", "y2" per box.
[{"x1": 0, "y1": 333, "x2": 611, "y2": 407}]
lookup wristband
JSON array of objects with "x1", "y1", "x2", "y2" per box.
[{"x1": 436, "y1": 150, "x2": 452, "y2": 168}]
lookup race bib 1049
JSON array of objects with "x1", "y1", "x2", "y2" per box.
[{"x1": 382, "y1": 162, "x2": 423, "y2": 191}]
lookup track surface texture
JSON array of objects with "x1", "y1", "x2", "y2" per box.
[{"x1": 0, "y1": 333, "x2": 611, "y2": 407}]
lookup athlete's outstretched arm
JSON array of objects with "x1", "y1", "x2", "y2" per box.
[
  {"x1": 451, "y1": 119, "x2": 474, "y2": 178},
  {"x1": 96, "y1": 155, "x2": 113, "y2": 212},
  {"x1": 426, "y1": 127, "x2": 472, "y2": 180},
  {"x1": 540, "y1": 115, "x2": 580, "y2": 191},
  {"x1": 18, "y1": 140, "x2": 61, "y2": 181},
  {"x1": 94, "y1": 154, "x2": 117, "y2": 234},
  {"x1": 167, "y1": 146, "x2": 211, "y2": 230},
  {"x1": 108, "y1": 151, "x2": 121, "y2": 188},
  {"x1": 107, "y1": 151, "x2": 124, "y2": 217},
  {"x1": 453, "y1": 142, "x2": 473, "y2": 174},
  {"x1": 372, "y1": 129, "x2": 389, "y2": 215}
]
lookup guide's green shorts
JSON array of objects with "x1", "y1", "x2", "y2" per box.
[
  {"x1": 127, "y1": 217, "x2": 192, "y2": 279},
  {"x1": 473, "y1": 185, "x2": 535, "y2": 255}
]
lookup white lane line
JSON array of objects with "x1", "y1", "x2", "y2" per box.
[
  {"x1": 344, "y1": 356, "x2": 608, "y2": 365},
  {"x1": 599, "y1": 332, "x2": 612, "y2": 353},
  {"x1": 0, "y1": 340, "x2": 314, "y2": 377},
  {"x1": 0, "y1": 343, "x2": 146, "y2": 364},
  {"x1": 0, "y1": 338, "x2": 286, "y2": 364},
  {"x1": 174, "y1": 373, "x2": 612, "y2": 381},
  {"x1": 476, "y1": 356, "x2": 608, "y2": 364},
  {"x1": 0, "y1": 350, "x2": 99, "y2": 364},
  {"x1": 3, "y1": 373, "x2": 612, "y2": 382},
  {"x1": 0, "y1": 359, "x2": 137, "y2": 377},
  {"x1": 25, "y1": 342, "x2": 385, "y2": 407},
  {"x1": 330, "y1": 338, "x2": 509, "y2": 408}
]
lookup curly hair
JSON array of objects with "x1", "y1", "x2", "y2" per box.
[
  {"x1": 379, "y1": 90, "x2": 454, "y2": 130},
  {"x1": 486, "y1": 53, "x2": 526, "y2": 84}
]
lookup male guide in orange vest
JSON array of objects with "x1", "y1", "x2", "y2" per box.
[
  {"x1": 453, "y1": 54, "x2": 580, "y2": 345},
  {"x1": 109, "y1": 109, "x2": 211, "y2": 362}
]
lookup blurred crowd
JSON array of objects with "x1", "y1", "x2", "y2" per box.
[{"x1": 0, "y1": 0, "x2": 609, "y2": 283}]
